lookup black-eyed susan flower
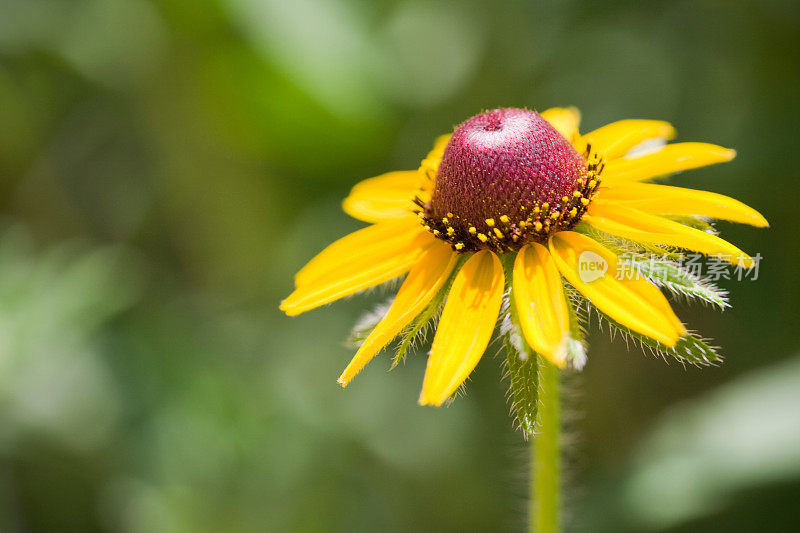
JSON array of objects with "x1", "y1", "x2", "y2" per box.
[{"x1": 280, "y1": 107, "x2": 767, "y2": 409}]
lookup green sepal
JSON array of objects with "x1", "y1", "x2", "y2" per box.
[
  {"x1": 496, "y1": 253, "x2": 540, "y2": 437},
  {"x1": 573, "y1": 221, "x2": 677, "y2": 257},
  {"x1": 346, "y1": 298, "x2": 394, "y2": 348},
  {"x1": 504, "y1": 335, "x2": 539, "y2": 437},
  {"x1": 564, "y1": 291, "x2": 588, "y2": 369},
  {"x1": 500, "y1": 292, "x2": 539, "y2": 438},
  {"x1": 622, "y1": 254, "x2": 729, "y2": 309},
  {"x1": 578, "y1": 293, "x2": 722, "y2": 366},
  {"x1": 663, "y1": 214, "x2": 718, "y2": 234}
]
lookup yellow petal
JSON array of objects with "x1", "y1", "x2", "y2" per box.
[
  {"x1": 585, "y1": 200, "x2": 754, "y2": 266},
  {"x1": 419, "y1": 250, "x2": 504, "y2": 406},
  {"x1": 512, "y1": 244, "x2": 570, "y2": 367},
  {"x1": 337, "y1": 241, "x2": 458, "y2": 386},
  {"x1": 281, "y1": 219, "x2": 431, "y2": 316},
  {"x1": 549, "y1": 232, "x2": 685, "y2": 345},
  {"x1": 342, "y1": 170, "x2": 420, "y2": 222},
  {"x1": 580, "y1": 119, "x2": 675, "y2": 160},
  {"x1": 294, "y1": 217, "x2": 420, "y2": 287},
  {"x1": 429, "y1": 133, "x2": 452, "y2": 158},
  {"x1": 602, "y1": 142, "x2": 736, "y2": 183},
  {"x1": 540, "y1": 107, "x2": 582, "y2": 142},
  {"x1": 597, "y1": 183, "x2": 769, "y2": 227},
  {"x1": 417, "y1": 134, "x2": 452, "y2": 191}
]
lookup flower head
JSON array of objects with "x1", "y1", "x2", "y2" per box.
[
  {"x1": 281, "y1": 107, "x2": 767, "y2": 408},
  {"x1": 423, "y1": 108, "x2": 598, "y2": 251}
]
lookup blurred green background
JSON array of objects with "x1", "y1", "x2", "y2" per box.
[{"x1": 0, "y1": 0, "x2": 798, "y2": 531}]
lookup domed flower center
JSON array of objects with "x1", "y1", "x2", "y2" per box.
[{"x1": 419, "y1": 108, "x2": 602, "y2": 252}]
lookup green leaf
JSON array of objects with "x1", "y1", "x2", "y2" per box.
[{"x1": 622, "y1": 353, "x2": 800, "y2": 529}]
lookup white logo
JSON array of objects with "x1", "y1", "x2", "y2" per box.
[{"x1": 578, "y1": 251, "x2": 608, "y2": 283}]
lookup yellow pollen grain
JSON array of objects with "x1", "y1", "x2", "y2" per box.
[
  {"x1": 581, "y1": 198, "x2": 590, "y2": 206},
  {"x1": 442, "y1": 217, "x2": 449, "y2": 224},
  {"x1": 433, "y1": 229, "x2": 440, "y2": 236},
  {"x1": 589, "y1": 179, "x2": 597, "y2": 188},
  {"x1": 446, "y1": 227, "x2": 455, "y2": 236},
  {"x1": 493, "y1": 228, "x2": 504, "y2": 239},
  {"x1": 499, "y1": 215, "x2": 510, "y2": 224},
  {"x1": 455, "y1": 242, "x2": 464, "y2": 250},
  {"x1": 485, "y1": 218, "x2": 495, "y2": 227},
  {"x1": 573, "y1": 190, "x2": 582, "y2": 197},
  {"x1": 542, "y1": 203, "x2": 549, "y2": 211},
  {"x1": 570, "y1": 207, "x2": 578, "y2": 217},
  {"x1": 519, "y1": 220, "x2": 527, "y2": 228},
  {"x1": 469, "y1": 226, "x2": 477, "y2": 234},
  {"x1": 534, "y1": 221, "x2": 543, "y2": 231},
  {"x1": 446, "y1": 212, "x2": 454, "y2": 218},
  {"x1": 477, "y1": 233, "x2": 488, "y2": 242},
  {"x1": 562, "y1": 196, "x2": 569, "y2": 203}
]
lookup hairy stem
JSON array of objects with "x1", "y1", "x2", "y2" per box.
[{"x1": 529, "y1": 356, "x2": 561, "y2": 533}]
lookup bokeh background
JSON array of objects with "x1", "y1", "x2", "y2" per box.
[{"x1": 0, "y1": 0, "x2": 798, "y2": 531}]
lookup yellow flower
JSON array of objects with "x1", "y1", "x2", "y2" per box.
[{"x1": 280, "y1": 107, "x2": 767, "y2": 407}]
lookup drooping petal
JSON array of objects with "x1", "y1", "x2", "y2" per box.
[
  {"x1": 549, "y1": 232, "x2": 685, "y2": 345},
  {"x1": 512, "y1": 244, "x2": 570, "y2": 367},
  {"x1": 419, "y1": 250, "x2": 504, "y2": 406},
  {"x1": 540, "y1": 107, "x2": 581, "y2": 142},
  {"x1": 602, "y1": 142, "x2": 736, "y2": 183},
  {"x1": 342, "y1": 170, "x2": 420, "y2": 222},
  {"x1": 580, "y1": 119, "x2": 675, "y2": 160},
  {"x1": 281, "y1": 218, "x2": 431, "y2": 316},
  {"x1": 337, "y1": 241, "x2": 458, "y2": 386},
  {"x1": 584, "y1": 200, "x2": 754, "y2": 266},
  {"x1": 597, "y1": 183, "x2": 769, "y2": 227}
]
